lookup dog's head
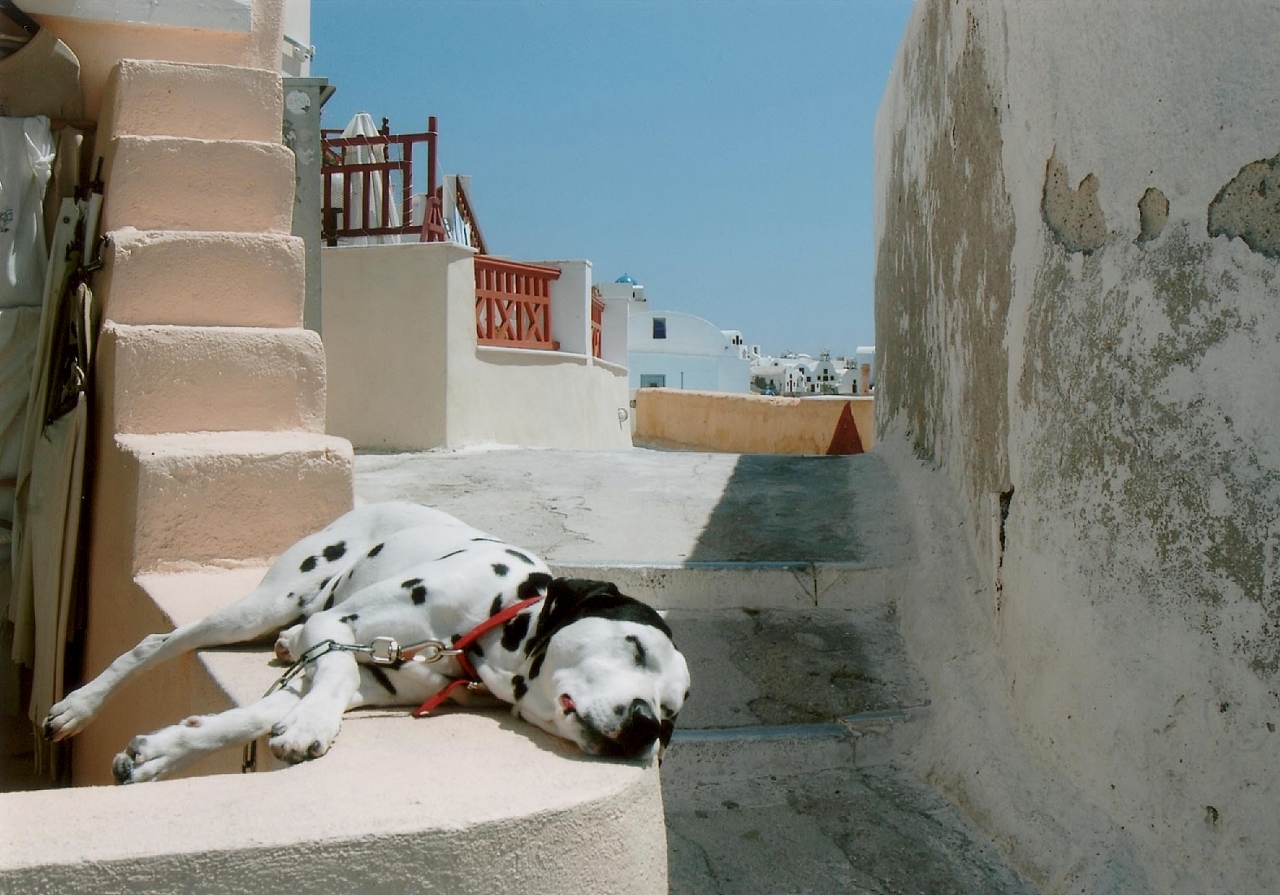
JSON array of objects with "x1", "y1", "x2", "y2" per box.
[{"x1": 513, "y1": 578, "x2": 690, "y2": 761}]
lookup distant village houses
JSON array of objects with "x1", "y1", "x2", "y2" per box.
[
  {"x1": 750, "y1": 348, "x2": 876, "y2": 397},
  {"x1": 598, "y1": 273, "x2": 874, "y2": 398}
]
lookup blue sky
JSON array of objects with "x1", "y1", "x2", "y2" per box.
[{"x1": 310, "y1": 0, "x2": 913, "y2": 357}]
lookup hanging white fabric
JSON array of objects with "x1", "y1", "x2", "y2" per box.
[
  {"x1": 0, "y1": 115, "x2": 55, "y2": 656},
  {"x1": 0, "y1": 114, "x2": 55, "y2": 309}
]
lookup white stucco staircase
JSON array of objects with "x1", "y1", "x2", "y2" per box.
[{"x1": 0, "y1": 60, "x2": 667, "y2": 895}]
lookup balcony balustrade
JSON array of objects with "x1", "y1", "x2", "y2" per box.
[{"x1": 474, "y1": 256, "x2": 561, "y2": 351}]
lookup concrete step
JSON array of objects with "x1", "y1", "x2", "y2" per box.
[
  {"x1": 97, "y1": 432, "x2": 352, "y2": 575},
  {"x1": 100, "y1": 135, "x2": 295, "y2": 234},
  {"x1": 100, "y1": 229, "x2": 305, "y2": 328},
  {"x1": 658, "y1": 607, "x2": 1034, "y2": 895},
  {"x1": 96, "y1": 60, "x2": 283, "y2": 149},
  {"x1": 551, "y1": 560, "x2": 910, "y2": 610},
  {"x1": 662, "y1": 733, "x2": 1035, "y2": 895},
  {"x1": 17, "y1": 566, "x2": 668, "y2": 894},
  {"x1": 98, "y1": 323, "x2": 326, "y2": 435},
  {"x1": 663, "y1": 607, "x2": 930, "y2": 733}
]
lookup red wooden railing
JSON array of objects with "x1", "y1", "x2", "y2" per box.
[
  {"x1": 590, "y1": 286, "x2": 605, "y2": 359},
  {"x1": 321, "y1": 116, "x2": 445, "y2": 245},
  {"x1": 475, "y1": 257, "x2": 562, "y2": 350}
]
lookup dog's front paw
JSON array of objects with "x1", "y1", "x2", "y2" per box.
[
  {"x1": 43, "y1": 690, "x2": 100, "y2": 742},
  {"x1": 268, "y1": 711, "x2": 341, "y2": 764}
]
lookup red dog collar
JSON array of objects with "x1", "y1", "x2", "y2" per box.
[{"x1": 407, "y1": 594, "x2": 544, "y2": 717}]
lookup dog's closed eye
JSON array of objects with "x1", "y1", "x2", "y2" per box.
[{"x1": 625, "y1": 634, "x2": 647, "y2": 668}]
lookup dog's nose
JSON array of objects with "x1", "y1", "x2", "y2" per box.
[{"x1": 612, "y1": 698, "x2": 661, "y2": 757}]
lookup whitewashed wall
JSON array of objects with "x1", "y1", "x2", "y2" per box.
[{"x1": 875, "y1": 2, "x2": 1280, "y2": 892}]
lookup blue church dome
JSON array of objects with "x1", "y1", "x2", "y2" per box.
[{"x1": 615, "y1": 273, "x2": 637, "y2": 284}]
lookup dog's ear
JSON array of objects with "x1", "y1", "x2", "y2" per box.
[
  {"x1": 547, "y1": 578, "x2": 621, "y2": 603},
  {"x1": 525, "y1": 579, "x2": 673, "y2": 669},
  {"x1": 524, "y1": 579, "x2": 606, "y2": 661},
  {"x1": 524, "y1": 578, "x2": 672, "y2": 672}
]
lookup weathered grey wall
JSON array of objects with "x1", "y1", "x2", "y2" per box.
[{"x1": 875, "y1": 2, "x2": 1280, "y2": 892}]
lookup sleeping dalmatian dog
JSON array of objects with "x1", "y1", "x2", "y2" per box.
[{"x1": 42, "y1": 502, "x2": 691, "y2": 783}]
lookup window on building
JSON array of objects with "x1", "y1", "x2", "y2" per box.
[
  {"x1": 652, "y1": 318, "x2": 667, "y2": 339},
  {"x1": 639, "y1": 374, "x2": 666, "y2": 388}
]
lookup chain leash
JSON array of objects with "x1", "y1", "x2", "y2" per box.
[{"x1": 242, "y1": 636, "x2": 464, "y2": 772}]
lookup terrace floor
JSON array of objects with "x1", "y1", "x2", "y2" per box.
[{"x1": 356, "y1": 446, "x2": 1037, "y2": 895}]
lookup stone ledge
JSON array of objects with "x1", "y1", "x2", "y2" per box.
[
  {"x1": 1, "y1": 712, "x2": 666, "y2": 895},
  {"x1": 12, "y1": 566, "x2": 668, "y2": 893}
]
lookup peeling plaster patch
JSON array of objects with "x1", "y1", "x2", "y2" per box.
[
  {"x1": 1019, "y1": 225, "x2": 1280, "y2": 675},
  {"x1": 1208, "y1": 154, "x2": 1280, "y2": 259},
  {"x1": 1042, "y1": 151, "x2": 1107, "y2": 254},
  {"x1": 1137, "y1": 188, "x2": 1169, "y2": 244}
]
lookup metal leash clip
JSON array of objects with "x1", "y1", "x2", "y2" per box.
[
  {"x1": 365, "y1": 636, "x2": 464, "y2": 665},
  {"x1": 401, "y1": 639, "x2": 462, "y2": 663},
  {"x1": 367, "y1": 636, "x2": 400, "y2": 665}
]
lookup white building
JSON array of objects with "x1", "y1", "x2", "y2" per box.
[
  {"x1": 600, "y1": 274, "x2": 751, "y2": 394},
  {"x1": 811, "y1": 352, "x2": 842, "y2": 394},
  {"x1": 628, "y1": 309, "x2": 752, "y2": 393}
]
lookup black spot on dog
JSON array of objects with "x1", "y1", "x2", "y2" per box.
[
  {"x1": 529, "y1": 652, "x2": 546, "y2": 680},
  {"x1": 505, "y1": 548, "x2": 535, "y2": 566},
  {"x1": 502, "y1": 612, "x2": 531, "y2": 652},
  {"x1": 323, "y1": 542, "x2": 347, "y2": 562},
  {"x1": 517, "y1": 572, "x2": 553, "y2": 602},
  {"x1": 300, "y1": 555, "x2": 318, "y2": 573},
  {"x1": 340, "y1": 613, "x2": 359, "y2": 624},
  {"x1": 513, "y1": 675, "x2": 527, "y2": 700},
  {"x1": 402, "y1": 577, "x2": 422, "y2": 589},
  {"x1": 451, "y1": 634, "x2": 461, "y2": 644},
  {"x1": 492, "y1": 563, "x2": 510, "y2": 577},
  {"x1": 410, "y1": 585, "x2": 428, "y2": 605},
  {"x1": 471, "y1": 536, "x2": 501, "y2": 543},
  {"x1": 322, "y1": 594, "x2": 335, "y2": 611},
  {"x1": 490, "y1": 595, "x2": 504, "y2": 617},
  {"x1": 319, "y1": 576, "x2": 331, "y2": 590},
  {"x1": 367, "y1": 542, "x2": 384, "y2": 558},
  {"x1": 437, "y1": 549, "x2": 465, "y2": 561},
  {"x1": 626, "y1": 634, "x2": 648, "y2": 667},
  {"x1": 368, "y1": 665, "x2": 396, "y2": 696}
]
